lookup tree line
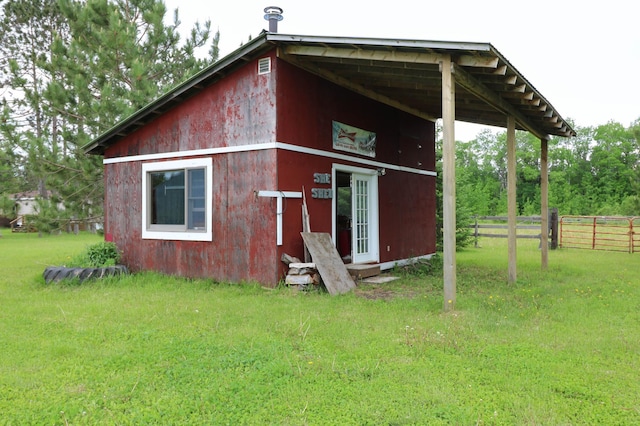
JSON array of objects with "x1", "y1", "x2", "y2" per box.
[
  {"x1": 453, "y1": 120, "x2": 640, "y2": 218},
  {"x1": 0, "y1": 0, "x2": 219, "y2": 230}
]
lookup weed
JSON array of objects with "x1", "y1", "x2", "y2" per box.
[{"x1": 393, "y1": 253, "x2": 442, "y2": 278}]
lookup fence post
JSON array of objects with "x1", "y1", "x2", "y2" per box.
[
  {"x1": 592, "y1": 217, "x2": 597, "y2": 249},
  {"x1": 550, "y1": 208, "x2": 558, "y2": 249},
  {"x1": 629, "y1": 218, "x2": 633, "y2": 254},
  {"x1": 474, "y1": 216, "x2": 479, "y2": 248},
  {"x1": 631, "y1": 217, "x2": 638, "y2": 253},
  {"x1": 634, "y1": 218, "x2": 639, "y2": 254}
]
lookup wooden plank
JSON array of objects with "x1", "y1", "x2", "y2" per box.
[
  {"x1": 283, "y1": 44, "x2": 443, "y2": 65},
  {"x1": 285, "y1": 275, "x2": 314, "y2": 285},
  {"x1": 301, "y1": 232, "x2": 355, "y2": 295},
  {"x1": 289, "y1": 262, "x2": 316, "y2": 269},
  {"x1": 301, "y1": 187, "x2": 311, "y2": 263},
  {"x1": 472, "y1": 224, "x2": 541, "y2": 230},
  {"x1": 361, "y1": 276, "x2": 400, "y2": 284},
  {"x1": 346, "y1": 264, "x2": 380, "y2": 279},
  {"x1": 475, "y1": 234, "x2": 541, "y2": 239},
  {"x1": 477, "y1": 215, "x2": 542, "y2": 221}
]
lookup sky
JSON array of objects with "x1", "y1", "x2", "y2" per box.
[{"x1": 163, "y1": 0, "x2": 639, "y2": 141}]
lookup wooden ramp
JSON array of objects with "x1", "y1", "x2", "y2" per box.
[{"x1": 301, "y1": 232, "x2": 355, "y2": 295}]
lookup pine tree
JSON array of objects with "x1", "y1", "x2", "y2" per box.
[
  {"x1": 0, "y1": 0, "x2": 68, "y2": 205},
  {"x1": 1, "y1": 0, "x2": 219, "y2": 231},
  {"x1": 44, "y1": 0, "x2": 219, "y2": 223}
]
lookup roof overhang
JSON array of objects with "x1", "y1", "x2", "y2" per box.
[{"x1": 85, "y1": 32, "x2": 574, "y2": 155}]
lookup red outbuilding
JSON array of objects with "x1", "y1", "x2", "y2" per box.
[{"x1": 85, "y1": 31, "x2": 573, "y2": 291}]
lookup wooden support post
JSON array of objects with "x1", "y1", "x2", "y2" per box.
[
  {"x1": 507, "y1": 116, "x2": 517, "y2": 284},
  {"x1": 441, "y1": 55, "x2": 456, "y2": 311},
  {"x1": 540, "y1": 137, "x2": 549, "y2": 270}
]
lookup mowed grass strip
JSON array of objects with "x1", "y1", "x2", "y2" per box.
[{"x1": 0, "y1": 232, "x2": 639, "y2": 424}]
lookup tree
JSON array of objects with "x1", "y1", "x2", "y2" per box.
[
  {"x1": 0, "y1": 0, "x2": 69, "y2": 203},
  {"x1": 454, "y1": 118, "x2": 640, "y2": 218},
  {"x1": 435, "y1": 129, "x2": 474, "y2": 251},
  {"x1": 44, "y1": 0, "x2": 220, "y2": 222},
  {"x1": 1, "y1": 0, "x2": 220, "y2": 231}
]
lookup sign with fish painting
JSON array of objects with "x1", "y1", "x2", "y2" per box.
[{"x1": 332, "y1": 121, "x2": 377, "y2": 158}]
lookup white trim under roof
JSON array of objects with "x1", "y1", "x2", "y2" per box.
[{"x1": 104, "y1": 141, "x2": 437, "y2": 177}]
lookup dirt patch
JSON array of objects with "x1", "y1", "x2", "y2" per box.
[
  {"x1": 355, "y1": 287, "x2": 397, "y2": 300},
  {"x1": 354, "y1": 283, "x2": 420, "y2": 300}
]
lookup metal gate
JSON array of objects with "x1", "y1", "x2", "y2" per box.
[{"x1": 560, "y1": 216, "x2": 638, "y2": 253}]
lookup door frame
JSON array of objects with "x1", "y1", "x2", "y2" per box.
[{"x1": 332, "y1": 164, "x2": 380, "y2": 263}]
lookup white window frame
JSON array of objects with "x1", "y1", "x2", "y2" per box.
[{"x1": 141, "y1": 157, "x2": 213, "y2": 241}]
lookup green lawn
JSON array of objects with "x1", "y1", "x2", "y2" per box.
[{"x1": 1, "y1": 232, "x2": 639, "y2": 425}]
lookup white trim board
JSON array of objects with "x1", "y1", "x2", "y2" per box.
[
  {"x1": 257, "y1": 190, "x2": 303, "y2": 246},
  {"x1": 104, "y1": 142, "x2": 437, "y2": 177}
]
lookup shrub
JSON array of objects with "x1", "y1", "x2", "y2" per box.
[{"x1": 85, "y1": 241, "x2": 121, "y2": 267}]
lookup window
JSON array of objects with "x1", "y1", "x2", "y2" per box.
[{"x1": 142, "y1": 158, "x2": 212, "y2": 241}]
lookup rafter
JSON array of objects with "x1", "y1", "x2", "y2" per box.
[{"x1": 452, "y1": 63, "x2": 549, "y2": 140}]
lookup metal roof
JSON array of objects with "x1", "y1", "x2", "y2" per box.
[{"x1": 85, "y1": 32, "x2": 574, "y2": 155}]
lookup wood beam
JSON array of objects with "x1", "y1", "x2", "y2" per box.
[
  {"x1": 283, "y1": 45, "x2": 444, "y2": 64},
  {"x1": 283, "y1": 45, "x2": 500, "y2": 69},
  {"x1": 540, "y1": 137, "x2": 549, "y2": 270},
  {"x1": 507, "y1": 116, "x2": 517, "y2": 284},
  {"x1": 441, "y1": 55, "x2": 456, "y2": 311},
  {"x1": 456, "y1": 55, "x2": 499, "y2": 68},
  {"x1": 505, "y1": 75, "x2": 518, "y2": 85},
  {"x1": 493, "y1": 65, "x2": 508, "y2": 75},
  {"x1": 526, "y1": 98, "x2": 541, "y2": 107},
  {"x1": 452, "y1": 63, "x2": 549, "y2": 140}
]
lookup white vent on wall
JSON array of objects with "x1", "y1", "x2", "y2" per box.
[{"x1": 258, "y1": 57, "x2": 271, "y2": 75}]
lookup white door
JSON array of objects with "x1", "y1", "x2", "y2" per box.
[{"x1": 351, "y1": 172, "x2": 379, "y2": 264}]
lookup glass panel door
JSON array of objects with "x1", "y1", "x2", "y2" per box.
[{"x1": 352, "y1": 173, "x2": 374, "y2": 263}]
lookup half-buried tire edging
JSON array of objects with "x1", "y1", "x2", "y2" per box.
[{"x1": 43, "y1": 265, "x2": 129, "y2": 284}]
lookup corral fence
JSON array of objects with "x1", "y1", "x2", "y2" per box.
[
  {"x1": 559, "y1": 216, "x2": 640, "y2": 253},
  {"x1": 469, "y1": 209, "x2": 559, "y2": 249}
]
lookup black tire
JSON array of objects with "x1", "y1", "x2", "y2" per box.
[
  {"x1": 43, "y1": 265, "x2": 129, "y2": 284},
  {"x1": 43, "y1": 267, "x2": 65, "y2": 283}
]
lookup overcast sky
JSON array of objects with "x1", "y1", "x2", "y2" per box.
[{"x1": 164, "y1": 0, "x2": 639, "y2": 140}]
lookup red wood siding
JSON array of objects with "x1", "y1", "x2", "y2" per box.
[
  {"x1": 105, "y1": 150, "x2": 279, "y2": 283},
  {"x1": 104, "y1": 54, "x2": 282, "y2": 285},
  {"x1": 104, "y1": 53, "x2": 277, "y2": 159},
  {"x1": 274, "y1": 59, "x2": 436, "y2": 264},
  {"x1": 102, "y1": 49, "x2": 437, "y2": 285}
]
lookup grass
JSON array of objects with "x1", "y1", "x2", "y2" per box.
[{"x1": 1, "y1": 232, "x2": 639, "y2": 424}]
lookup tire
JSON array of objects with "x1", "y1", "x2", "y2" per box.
[
  {"x1": 43, "y1": 267, "x2": 65, "y2": 283},
  {"x1": 43, "y1": 265, "x2": 129, "y2": 284}
]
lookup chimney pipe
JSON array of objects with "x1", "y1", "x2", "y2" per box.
[{"x1": 264, "y1": 6, "x2": 283, "y2": 33}]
